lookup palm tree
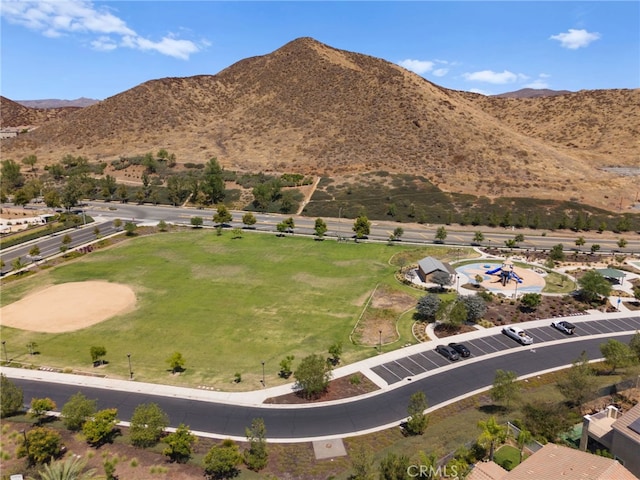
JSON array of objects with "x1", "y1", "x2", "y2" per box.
[
  {"x1": 29, "y1": 455, "x2": 97, "y2": 480},
  {"x1": 516, "y1": 427, "x2": 533, "y2": 463},
  {"x1": 477, "y1": 416, "x2": 508, "y2": 461}
]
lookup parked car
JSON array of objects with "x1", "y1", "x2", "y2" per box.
[
  {"x1": 502, "y1": 326, "x2": 533, "y2": 345},
  {"x1": 551, "y1": 320, "x2": 576, "y2": 335},
  {"x1": 435, "y1": 345, "x2": 460, "y2": 361},
  {"x1": 448, "y1": 342, "x2": 471, "y2": 357}
]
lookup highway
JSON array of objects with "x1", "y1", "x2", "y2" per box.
[{"x1": 2, "y1": 201, "x2": 637, "y2": 277}]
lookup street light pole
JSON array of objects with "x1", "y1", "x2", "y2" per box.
[
  {"x1": 127, "y1": 353, "x2": 133, "y2": 379},
  {"x1": 21, "y1": 429, "x2": 31, "y2": 466},
  {"x1": 1, "y1": 341, "x2": 7, "y2": 363},
  {"x1": 379, "y1": 329, "x2": 382, "y2": 353},
  {"x1": 261, "y1": 361, "x2": 265, "y2": 386}
]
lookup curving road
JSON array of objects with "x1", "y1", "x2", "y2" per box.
[{"x1": 6, "y1": 317, "x2": 638, "y2": 442}]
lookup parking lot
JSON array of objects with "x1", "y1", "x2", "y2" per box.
[{"x1": 371, "y1": 316, "x2": 640, "y2": 385}]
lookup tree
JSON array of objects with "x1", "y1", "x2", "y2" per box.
[
  {"x1": 349, "y1": 444, "x2": 375, "y2": 480},
  {"x1": 519, "y1": 293, "x2": 542, "y2": 312},
  {"x1": 43, "y1": 189, "x2": 61, "y2": 208},
  {"x1": 590, "y1": 243, "x2": 601, "y2": 254},
  {"x1": 1, "y1": 374, "x2": 24, "y2": 417},
  {"x1": 22, "y1": 154, "x2": 38, "y2": 172},
  {"x1": 60, "y1": 234, "x2": 72, "y2": 253},
  {"x1": 618, "y1": 238, "x2": 628, "y2": 249},
  {"x1": 352, "y1": 215, "x2": 371, "y2": 239},
  {"x1": 327, "y1": 342, "x2": 343, "y2": 366},
  {"x1": 167, "y1": 351, "x2": 186, "y2": 373},
  {"x1": 504, "y1": 239, "x2": 517, "y2": 249},
  {"x1": 244, "y1": 418, "x2": 268, "y2": 471},
  {"x1": 29, "y1": 244, "x2": 41, "y2": 259},
  {"x1": 130, "y1": 403, "x2": 169, "y2": 448},
  {"x1": 1, "y1": 159, "x2": 24, "y2": 190},
  {"x1": 516, "y1": 427, "x2": 532, "y2": 463},
  {"x1": 276, "y1": 221, "x2": 287, "y2": 236},
  {"x1": 294, "y1": 353, "x2": 332, "y2": 399},
  {"x1": 477, "y1": 417, "x2": 507, "y2": 461},
  {"x1": 82, "y1": 408, "x2": 118, "y2": 446},
  {"x1": 314, "y1": 218, "x2": 327, "y2": 239},
  {"x1": 157, "y1": 219, "x2": 168, "y2": 232},
  {"x1": 405, "y1": 391, "x2": 429, "y2": 435},
  {"x1": 17, "y1": 427, "x2": 62, "y2": 465},
  {"x1": 30, "y1": 455, "x2": 97, "y2": 480},
  {"x1": 92, "y1": 226, "x2": 100, "y2": 239},
  {"x1": 599, "y1": 339, "x2": 636, "y2": 373},
  {"x1": 434, "y1": 226, "x2": 447, "y2": 243},
  {"x1": 549, "y1": 244, "x2": 565, "y2": 261},
  {"x1": 460, "y1": 295, "x2": 487, "y2": 322},
  {"x1": 472, "y1": 231, "x2": 484, "y2": 245},
  {"x1": 113, "y1": 218, "x2": 122, "y2": 230},
  {"x1": 30, "y1": 397, "x2": 57, "y2": 424},
  {"x1": 89, "y1": 346, "x2": 106, "y2": 366},
  {"x1": 556, "y1": 351, "x2": 596, "y2": 406},
  {"x1": 575, "y1": 236, "x2": 586, "y2": 249},
  {"x1": 378, "y1": 452, "x2": 411, "y2": 480},
  {"x1": 163, "y1": 423, "x2": 197, "y2": 463},
  {"x1": 416, "y1": 293, "x2": 441, "y2": 321},
  {"x1": 629, "y1": 331, "x2": 640, "y2": 361},
  {"x1": 213, "y1": 204, "x2": 233, "y2": 225},
  {"x1": 14, "y1": 188, "x2": 31, "y2": 206},
  {"x1": 203, "y1": 439, "x2": 242, "y2": 480},
  {"x1": 490, "y1": 370, "x2": 520, "y2": 409},
  {"x1": 124, "y1": 221, "x2": 136, "y2": 236},
  {"x1": 578, "y1": 270, "x2": 611, "y2": 302},
  {"x1": 437, "y1": 299, "x2": 467, "y2": 328},
  {"x1": 190, "y1": 216, "x2": 203, "y2": 228},
  {"x1": 522, "y1": 401, "x2": 573, "y2": 441},
  {"x1": 12, "y1": 256, "x2": 26, "y2": 272},
  {"x1": 432, "y1": 270, "x2": 453, "y2": 290},
  {"x1": 242, "y1": 212, "x2": 257, "y2": 228},
  {"x1": 202, "y1": 158, "x2": 226, "y2": 204},
  {"x1": 61, "y1": 392, "x2": 97, "y2": 431},
  {"x1": 391, "y1": 227, "x2": 404, "y2": 241},
  {"x1": 279, "y1": 355, "x2": 294, "y2": 379}
]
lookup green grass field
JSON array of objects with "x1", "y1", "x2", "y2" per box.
[{"x1": 1, "y1": 231, "x2": 465, "y2": 389}]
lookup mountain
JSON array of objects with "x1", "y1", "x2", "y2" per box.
[
  {"x1": 493, "y1": 88, "x2": 572, "y2": 98},
  {"x1": 16, "y1": 98, "x2": 100, "y2": 109},
  {"x1": 1, "y1": 37, "x2": 638, "y2": 210},
  {"x1": 0, "y1": 96, "x2": 83, "y2": 128}
]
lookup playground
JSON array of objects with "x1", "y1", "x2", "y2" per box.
[{"x1": 455, "y1": 261, "x2": 545, "y2": 295}]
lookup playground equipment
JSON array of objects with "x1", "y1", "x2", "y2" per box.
[{"x1": 486, "y1": 261, "x2": 523, "y2": 286}]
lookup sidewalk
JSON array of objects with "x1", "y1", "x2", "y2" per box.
[{"x1": 3, "y1": 309, "x2": 639, "y2": 409}]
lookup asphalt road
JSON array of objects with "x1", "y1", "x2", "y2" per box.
[{"x1": 10, "y1": 332, "x2": 635, "y2": 441}]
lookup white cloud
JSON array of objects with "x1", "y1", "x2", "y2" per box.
[
  {"x1": 0, "y1": 0, "x2": 202, "y2": 59},
  {"x1": 550, "y1": 29, "x2": 600, "y2": 49},
  {"x1": 398, "y1": 59, "x2": 435, "y2": 75},
  {"x1": 433, "y1": 68, "x2": 448, "y2": 77},
  {"x1": 524, "y1": 79, "x2": 550, "y2": 89},
  {"x1": 462, "y1": 70, "x2": 527, "y2": 84}
]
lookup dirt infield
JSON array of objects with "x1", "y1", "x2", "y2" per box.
[{"x1": 0, "y1": 281, "x2": 136, "y2": 332}]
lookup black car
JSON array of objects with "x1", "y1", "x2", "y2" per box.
[
  {"x1": 448, "y1": 342, "x2": 471, "y2": 357},
  {"x1": 435, "y1": 345, "x2": 460, "y2": 361}
]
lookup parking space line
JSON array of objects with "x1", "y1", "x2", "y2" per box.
[
  {"x1": 475, "y1": 337, "x2": 501, "y2": 352},
  {"x1": 417, "y1": 352, "x2": 443, "y2": 368},
  {"x1": 577, "y1": 323, "x2": 602, "y2": 335},
  {"x1": 373, "y1": 364, "x2": 403, "y2": 383},
  {"x1": 397, "y1": 357, "x2": 427, "y2": 375},
  {"x1": 617, "y1": 317, "x2": 640, "y2": 331},
  {"x1": 388, "y1": 360, "x2": 415, "y2": 377},
  {"x1": 466, "y1": 341, "x2": 491, "y2": 356},
  {"x1": 593, "y1": 320, "x2": 618, "y2": 333}
]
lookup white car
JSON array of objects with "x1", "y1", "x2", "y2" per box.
[
  {"x1": 551, "y1": 320, "x2": 576, "y2": 335},
  {"x1": 502, "y1": 326, "x2": 533, "y2": 345}
]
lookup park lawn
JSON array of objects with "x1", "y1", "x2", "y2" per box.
[{"x1": 1, "y1": 231, "x2": 433, "y2": 389}]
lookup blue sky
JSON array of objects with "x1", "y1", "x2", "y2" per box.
[{"x1": 1, "y1": 1, "x2": 638, "y2": 100}]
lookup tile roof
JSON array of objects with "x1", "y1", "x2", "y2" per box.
[{"x1": 506, "y1": 443, "x2": 637, "y2": 480}]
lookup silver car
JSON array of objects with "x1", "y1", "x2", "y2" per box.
[{"x1": 502, "y1": 326, "x2": 533, "y2": 345}]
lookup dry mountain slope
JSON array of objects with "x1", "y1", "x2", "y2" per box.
[
  {"x1": 1, "y1": 37, "x2": 638, "y2": 208},
  {"x1": 0, "y1": 96, "x2": 81, "y2": 128}
]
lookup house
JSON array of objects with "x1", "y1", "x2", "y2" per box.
[
  {"x1": 580, "y1": 402, "x2": 640, "y2": 477},
  {"x1": 467, "y1": 443, "x2": 637, "y2": 480},
  {"x1": 416, "y1": 257, "x2": 455, "y2": 283}
]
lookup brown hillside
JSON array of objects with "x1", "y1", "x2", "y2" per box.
[
  {"x1": 1, "y1": 37, "x2": 638, "y2": 210},
  {"x1": 0, "y1": 95, "x2": 82, "y2": 128}
]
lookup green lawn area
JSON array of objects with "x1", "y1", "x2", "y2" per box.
[
  {"x1": 494, "y1": 445, "x2": 521, "y2": 470},
  {"x1": 1, "y1": 231, "x2": 462, "y2": 389}
]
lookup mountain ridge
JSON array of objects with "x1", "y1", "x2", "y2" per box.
[{"x1": 1, "y1": 37, "x2": 638, "y2": 211}]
